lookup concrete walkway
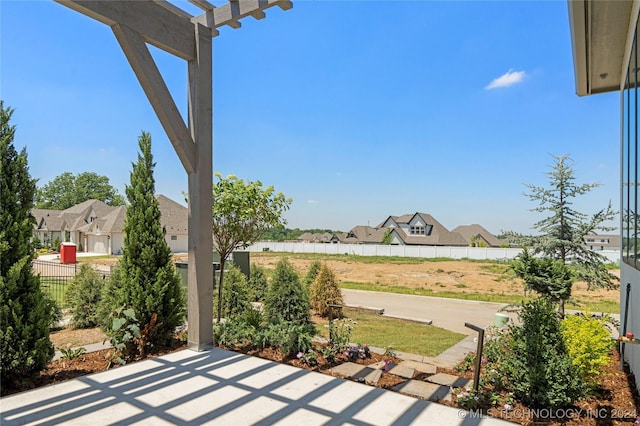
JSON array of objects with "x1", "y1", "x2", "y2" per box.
[
  {"x1": 343, "y1": 289, "x2": 515, "y2": 335},
  {"x1": 1, "y1": 348, "x2": 512, "y2": 426}
]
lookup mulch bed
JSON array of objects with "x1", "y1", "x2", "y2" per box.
[
  {"x1": 1, "y1": 339, "x2": 187, "y2": 397},
  {"x1": 439, "y1": 350, "x2": 640, "y2": 425}
]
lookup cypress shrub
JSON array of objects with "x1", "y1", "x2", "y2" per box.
[
  {"x1": 264, "y1": 258, "x2": 310, "y2": 325},
  {"x1": 65, "y1": 264, "x2": 105, "y2": 329},
  {"x1": 214, "y1": 265, "x2": 251, "y2": 318},
  {"x1": 309, "y1": 263, "x2": 343, "y2": 317},
  {"x1": 0, "y1": 102, "x2": 55, "y2": 386},
  {"x1": 247, "y1": 263, "x2": 268, "y2": 302},
  {"x1": 304, "y1": 260, "x2": 321, "y2": 287},
  {"x1": 100, "y1": 132, "x2": 185, "y2": 359}
]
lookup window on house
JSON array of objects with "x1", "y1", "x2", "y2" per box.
[
  {"x1": 410, "y1": 226, "x2": 425, "y2": 235},
  {"x1": 171, "y1": 235, "x2": 177, "y2": 241}
]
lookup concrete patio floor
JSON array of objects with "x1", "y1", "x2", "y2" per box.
[{"x1": 1, "y1": 348, "x2": 512, "y2": 426}]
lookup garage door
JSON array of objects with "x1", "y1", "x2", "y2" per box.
[{"x1": 88, "y1": 235, "x2": 108, "y2": 254}]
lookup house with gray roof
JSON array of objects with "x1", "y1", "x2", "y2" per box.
[
  {"x1": 451, "y1": 224, "x2": 506, "y2": 248},
  {"x1": 32, "y1": 195, "x2": 187, "y2": 255},
  {"x1": 297, "y1": 232, "x2": 333, "y2": 243},
  {"x1": 334, "y1": 212, "x2": 478, "y2": 246},
  {"x1": 336, "y1": 225, "x2": 388, "y2": 244},
  {"x1": 378, "y1": 213, "x2": 468, "y2": 246}
]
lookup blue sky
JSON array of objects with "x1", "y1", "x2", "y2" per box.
[{"x1": 1, "y1": 1, "x2": 620, "y2": 235}]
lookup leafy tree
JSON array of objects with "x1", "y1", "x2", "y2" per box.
[
  {"x1": 36, "y1": 171, "x2": 125, "y2": 209},
  {"x1": 264, "y1": 258, "x2": 311, "y2": 325},
  {"x1": 100, "y1": 132, "x2": 185, "y2": 358},
  {"x1": 309, "y1": 263, "x2": 343, "y2": 317},
  {"x1": 381, "y1": 228, "x2": 392, "y2": 245},
  {"x1": 260, "y1": 227, "x2": 342, "y2": 241},
  {"x1": 514, "y1": 155, "x2": 618, "y2": 317},
  {"x1": 212, "y1": 173, "x2": 291, "y2": 322},
  {"x1": 0, "y1": 102, "x2": 55, "y2": 385}
]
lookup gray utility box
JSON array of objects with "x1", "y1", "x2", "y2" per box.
[
  {"x1": 175, "y1": 261, "x2": 221, "y2": 289},
  {"x1": 211, "y1": 251, "x2": 250, "y2": 280},
  {"x1": 175, "y1": 251, "x2": 250, "y2": 288}
]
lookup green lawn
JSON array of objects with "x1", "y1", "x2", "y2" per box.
[
  {"x1": 314, "y1": 307, "x2": 466, "y2": 357},
  {"x1": 40, "y1": 277, "x2": 68, "y2": 308}
]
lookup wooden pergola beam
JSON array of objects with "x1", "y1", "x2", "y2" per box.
[
  {"x1": 112, "y1": 24, "x2": 196, "y2": 174},
  {"x1": 192, "y1": 0, "x2": 292, "y2": 32},
  {"x1": 57, "y1": 0, "x2": 196, "y2": 60}
]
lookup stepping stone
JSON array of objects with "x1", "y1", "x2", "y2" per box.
[
  {"x1": 392, "y1": 380, "x2": 451, "y2": 402},
  {"x1": 368, "y1": 361, "x2": 387, "y2": 370},
  {"x1": 426, "y1": 373, "x2": 472, "y2": 389},
  {"x1": 398, "y1": 360, "x2": 437, "y2": 375},
  {"x1": 388, "y1": 364, "x2": 415, "y2": 379},
  {"x1": 329, "y1": 362, "x2": 382, "y2": 385}
]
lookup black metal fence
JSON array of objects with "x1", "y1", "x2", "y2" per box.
[{"x1": 33, "y1": 260, "x2": 110, "y2": 309}]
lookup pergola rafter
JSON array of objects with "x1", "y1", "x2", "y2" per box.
[{"x1": 55, "y1": 0, "x2": 292, "y2": 350}]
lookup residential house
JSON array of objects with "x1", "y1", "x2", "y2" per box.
[
  {"x1": 451, "y1": 224, "x2": 506, "y2": 248},
  {"x1": 378, "y1": 213, "x2": 468, "y2": 246},
  {"x1": 333, "y1": 212, "x2": 478, "y2": 246},
  {"x1": 297, "y1": 232, "x2": 334, "y2": 243},
  {"x1": 583, "y1": 234, "x2": 621, "y2": 251},
  {"x1": 336, "y1": 226, "x2": 388, "y2": 244},
  {"x1": 31, "y1": 195, "x2": 188, "y2": 255},
  {"x1": 568, "y1": 0, "x2": 639, "y2": 391}
]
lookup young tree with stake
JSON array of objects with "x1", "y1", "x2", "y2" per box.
[{"x1": 212, "y1": 173, "x2": 291, "y2": 323}]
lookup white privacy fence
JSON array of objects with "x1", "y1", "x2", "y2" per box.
[{"x1": 248, "y1": 242, "x2": 621, "y2": 264}]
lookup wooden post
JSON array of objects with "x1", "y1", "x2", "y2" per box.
[{"x1": 186, "y1": 23, "x2": 214, "y2": 350}]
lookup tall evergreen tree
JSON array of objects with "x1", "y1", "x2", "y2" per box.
[
  {"x1": 518, "y1": 154, "x2": 618, "y2": 317},
  {"x1": 102, "y1": 132, "x2": 184, "y2": 354},
  {"x1": 0, "y1": 102, "x2": 55, "y2": 385}
]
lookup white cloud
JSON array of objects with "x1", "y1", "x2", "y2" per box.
[
  {"x1": 308, "y1": 200, "x2": 320, "y2": 204},
  {"x1": 485, "y1": 69, "x2": 526, "y2": 90}
]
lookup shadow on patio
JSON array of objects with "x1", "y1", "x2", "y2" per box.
[{"x1": 1, "y1": 348, "x2": 507, "y2": 425}]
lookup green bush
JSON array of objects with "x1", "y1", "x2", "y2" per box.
[
  {"x1": 53, "y1": 237, "x2": 61, "y2": 251},
  {"x1": 213, "y1": 316, "x2": 254, "y2": 348},
  {"x1": 247, "y1": 263, "x2": 268, "y2": 302},
  {"x1": 498, "y1": 298, "x2": 586, "y2": 408},
  {"x1": 264, "y1": 258, "x2": 311, "y2": 325},
  {"x1": 214, "y1": 265, "x2": 251, "y2": 319},
  {"x1": 255, "y1": 320, "x2": 314, "y2": 356},
  {"x1": 65, "y1": 264, "x2": 105, "y2": 328},
  {"x1": 309, "y1": 263, "x2": 343, "y2": 317},
  {"x1": 561, "y1": 314, "x2": 614, "y2": 382},
  {"x1": 1, "y1": 259, "x2": 56, "y2": 385},
  {"x1": 96, "y1": 266, "x2": 121, "y2": 330},
  {"x1": 304, "y1": 260, "x2": 321, "y2": 287}
]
